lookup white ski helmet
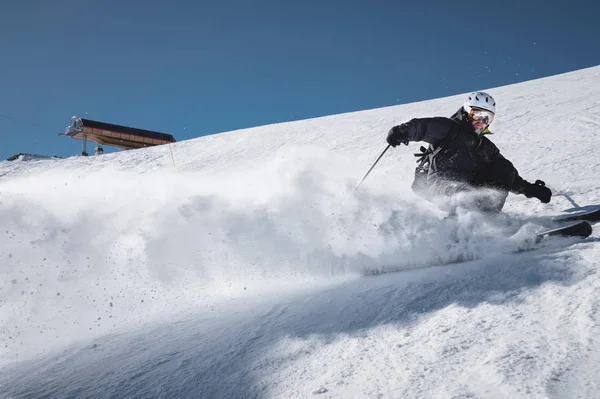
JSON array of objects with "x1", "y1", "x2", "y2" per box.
[{"x1": 464, "y1": 91, "x2": 496, "y2": 114}]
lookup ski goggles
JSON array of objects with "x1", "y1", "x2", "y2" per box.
[{"x1": 468, "y1": 108, "x2": 495, "y2": 125}]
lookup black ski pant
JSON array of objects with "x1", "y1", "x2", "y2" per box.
[
  {"x1": 467, "y1": 158, "x2": 516, "y2": 212},
  {"x1": 420, "y1": 158, "x2": 516, "y2": 213}
]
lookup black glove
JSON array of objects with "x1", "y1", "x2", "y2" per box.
[
  {"x1": 386, "y1": 122, "x2": 415, "y2": 147},
  {"x1": 524, "y1": 180, "x2": 552, "y2": 203}
]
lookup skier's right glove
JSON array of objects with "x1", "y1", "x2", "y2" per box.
[
  {"x1": 386, "y1": 122, "x2": 415, "y2": 147},
  {"x1": 524, "y1": 180, "x2": 552, "y2": 203}
]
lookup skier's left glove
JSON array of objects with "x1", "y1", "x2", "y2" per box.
[
  {"x1": 386, "y1": 122, "x2": 415, "y2": 147},
  {"x1": 524, "y1": 180, "x2": 552, "y2": 203}
]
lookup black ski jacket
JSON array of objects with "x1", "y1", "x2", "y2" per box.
[{"x1": 405, "y1": 108, "x2": 528, "y2": 196}]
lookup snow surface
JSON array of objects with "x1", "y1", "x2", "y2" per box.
[{"x1": 1, "y1": 65, "x2": 599, "y2": 398}]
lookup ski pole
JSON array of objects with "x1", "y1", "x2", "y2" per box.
[
  {"x1": 547, "y1": 186, "x2": 582, "y2": 210},
  {"x1": 559, "y1": 192, "x2": 582, "y2": 210},
  {"x1": 354, "y1": 144, "x2": 391, "y2": 191},
  {"x1": 332, "y1": 144, "x2": 391, "y2": 217}
]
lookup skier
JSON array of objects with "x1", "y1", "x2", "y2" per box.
[{"x1": 386, "y1": 91, "x2": 552, "y2": 213}]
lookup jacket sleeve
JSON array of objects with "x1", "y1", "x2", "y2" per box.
[
  {"x1": 510, "y1": 169, "x2": 529, "y2": 195},
  {"x1": 489, "y1": 150, "x2": 530, "y2": 195},
  {"x1": 404, "y1": 117, "x2": 458, "y2": 146}
]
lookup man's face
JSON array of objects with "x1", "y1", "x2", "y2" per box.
[
  {"x1": 471, "y1": 118, "x2": 488, "y2": 132},
  {"x1": 467, "y1": 108, "x2": 495, "y2": 133}
]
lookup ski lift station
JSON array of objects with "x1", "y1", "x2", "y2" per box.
[{"x1": 60, "y1": 116, "x2": 176, "y2": 156}]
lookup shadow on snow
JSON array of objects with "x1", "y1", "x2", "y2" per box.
[{"x1": 0, "y1": 238, "x2": 589, "y2": 399}]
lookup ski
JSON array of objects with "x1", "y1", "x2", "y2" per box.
[
  {"x1": 553, "y1": 208, "x2": 600, "y2": 224},
  {"x1": 536, "y1": 220, "x2": 593, "y2": 239},
  {"x1": 365, "y1": 219, "x2": 593, "y2": 278}
]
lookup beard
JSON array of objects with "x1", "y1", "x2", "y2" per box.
[{"x1": 472, "y1": 121, "x2": 487, "y2": 135}]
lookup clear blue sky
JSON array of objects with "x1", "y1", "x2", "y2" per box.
[{"x1": 1, "y1": 0, "x2": 599, "y2": 160}]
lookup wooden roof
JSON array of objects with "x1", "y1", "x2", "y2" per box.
[{"x1": 62, "y1": 117, "x2": 176, "y2": 150}]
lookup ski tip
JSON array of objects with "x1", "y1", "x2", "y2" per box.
[
  {"x1": 537, "y1": 220, "x2": 593, "y2": 239},
  {"x1": 553, "y1": 208, "x2": 600, "y2": 223}
]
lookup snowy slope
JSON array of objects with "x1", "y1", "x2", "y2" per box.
[{"x1": 1, "y1": 65, "x2": 599, "y2": 398}]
